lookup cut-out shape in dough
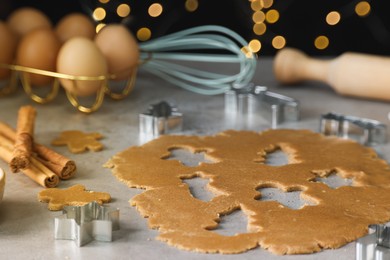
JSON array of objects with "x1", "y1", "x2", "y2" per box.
[
  {"x1": 51, "y1": 130, "x2": 103, "y2": 153},
  {"x1": 182, "y1": 177, "x2": 215, "y2": 202},
  {"x1": 212, "y1": 209, "x2": 250, "y2": 236},
  {"x1": 38, "y1": 184, "x2": 111, "y2": 211},
  {"x1": 165, "y1": 148, "x2": 213, "y2": 167},
  {"x1": 257, "y1": 186, "x2": 317, "y2": 210},
  {"x1": 105, "y1": 129, "x2": 390, "y2": 255},
  {"x1": 312, "y1": 171, "x2": 353, "y2": 189},
  {"x1": 264, "y1": 148, "x2": 289, "y2": 166}
]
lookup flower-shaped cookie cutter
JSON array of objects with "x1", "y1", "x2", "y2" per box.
[
  {"x1": 225, "y1": 84, "x2": 300, "y2": 129},
  {"x1": 54, "y1": 201, "x2": 120, "y2": 246},
  {"x1": 320, "y1": 112, "x2": 387, "y2": 146}
]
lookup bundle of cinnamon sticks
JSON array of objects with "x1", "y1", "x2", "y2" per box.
[{"x1": 0, "y1": 105, "x2": 76, "y2": 188}]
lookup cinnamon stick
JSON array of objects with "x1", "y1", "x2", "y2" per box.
[
  {"x1": 34, "y1": 144, "x2": 76, "y2": 180},
  {"x1": 0, "y1": 121, "x2": 76, "y2": 179},
  {"x1": 0, "y1": 135, "x2": 59, "y2": 188},
  {"x1": 0, "y1": 121, "x2": 15, "y2": 140},
  {"x1": 10, "y1": 106, "x2": 36, "y2": 173}
]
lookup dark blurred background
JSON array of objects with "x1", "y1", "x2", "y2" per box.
[{"x1": 1, "y1": 0, "x2": 390, "y2": 56}]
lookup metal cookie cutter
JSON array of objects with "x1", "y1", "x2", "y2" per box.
[
  {"x1": 139, "y1": 101, "x2": 183, "y2": 137},
  {"x1": 356, "y1": 224, "x2": 390, "y2": 260},
  {"x1": 320, "y1": 112, "x2": 387, "y2": 146},
  {"x1": 54, "y1": 201, "x2": 120, "y2": 247},
  {"x1": 225, "y1": 84, "x2": 300, "y2": 129}
]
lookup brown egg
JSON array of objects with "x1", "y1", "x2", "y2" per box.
[
  {"x1": 57, "y1": 37, "x2": 108, "y2": 97},
  {"x1": 94, "y1": 24, "x2": 139, "y2": 80},
  {"x1": 16, "y1": 28, "x2": 61, "y2": 86},
  {"x1": 55, "y1": 13, "x2": 96, "y2": 44},
  {"x1": 0, "y1": 21, "x2": 17, "y2": 79},
  {"x1": 7, "y1": 7, "x2": 52, "y2": 39}
]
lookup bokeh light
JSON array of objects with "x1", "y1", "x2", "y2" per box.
[
  {"x1": 252, "y1": 11, "x2": 265, "y2": 24},
  {"x1": 93, "y1": 7, "x2": 106, "y2": 21},
  {"x1": 148, "y1": 3, "x2": 163, "y2": 17},
  {"x1": 90, "y1": 1, "x2": 383, "y2": 55},
  {"x1": 249, "y1": 39, "x2": 262, "y2": 52},
  {"x1": 326, "y1": 11, "x2": 341, "y2": 25},
  {"x1": 314, "y1": 35, "x2": 329, "y2": 49},
  {"x1": 265, "y1": 9, "x2": 279, "y2": 24},
  {"x1": 185, "y1": 0, "x2": 199, "y2": 12},
  {"x1": 137, "y1": 27, "x2": 152, "y2": 41},
  {"x1": 355, "y1": 1, "x2": 371, "y2": 17},
  {"x1": 241, "y1": 46, "x2": 253, "y2": 59},
  {"x1": 117, "y1": 4, "x2": 131, "y2": 18},
  {"x1": 262, "y1": 0, "x2": 274, "y2": 9},
  {"x1": 253, "y1": 23, "x2": 267, "y2": 35},
  {"x1": 272, "y1": 36, "x2": 286, "y2": 49},
  {"x1": 251, "y1": 0, "x2": 264, "y2": 11},
  {"x1": 96, "y1": 23, "x2": 106, "y2": 33}
]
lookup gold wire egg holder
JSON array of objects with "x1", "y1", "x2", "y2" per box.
[{"x1": 0, "y1": 63, "x2": 137, "y2": 113}]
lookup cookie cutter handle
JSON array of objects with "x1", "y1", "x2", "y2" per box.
[
  {"x1": 376, "y1": 224, "x2": 390, "y2": 248},
  {"x1": 320, "y1": 113, "x2": 387, "y2": 146},
  {"x1": 364, "y1": 125, "x2": 387, "y2": 145},
  {"x1": 254, "y1": 86, "x2": 300, "y2": 127}
]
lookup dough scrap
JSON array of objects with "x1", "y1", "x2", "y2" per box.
[
  {"x1": 105, "y1": 129, "x2": 390, "y2": 255},
  {"x1": 38, "y1": 184, "x2": 111, "y2": 211},
  {"x1": 51, "y1": 130, "x2": 103, "y2": 153}
]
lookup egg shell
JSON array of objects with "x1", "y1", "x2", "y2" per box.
[
  {"x1": 94, "y1": 24, "x2": 139, "y2": 80},
  {"x1": 7, "y1": 7, "x2": 52, "y2": 39},
  {"x1": 57, "y1": 37, "x2": 108, "y2": 97},
  {"x1": 55, "y1": 13, "x2": 96, "y2": 44},
  {"x1": 16, "y1": 28, "x2": 61, "y2": 86},
  {"x1": 0, "y1": 21, "x2": 17, "y2": 79}
]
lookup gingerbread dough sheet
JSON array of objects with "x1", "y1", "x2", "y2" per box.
[{"x1": 105, "y1": 129, "x2": 390, "y2": 255}]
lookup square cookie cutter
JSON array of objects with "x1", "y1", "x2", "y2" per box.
[
  {"x1": 356, "y1": 223, "x2": 390, "y2": 260},
  {"x1": 139, "y1": 101, "x2": 183, "y2": 137},
  {"x1": 54, "y1": 201, "x2": 120, "y2": 246},
  {"x1": 320, "y1": 112, "x2": 387, "y2": 146},
  {"x1": 225, "y1": 84, "x2": 300, "y2": 129}
]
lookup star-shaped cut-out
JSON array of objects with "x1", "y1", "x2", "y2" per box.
[
  {"x1": 54, "y1": 201, "x2": 120, "y2": 246},
  {"x1": 51, "y1": 130, "x2": 104, "y2": 153},
  {"x1": 38, "y1": 184, "x2": 111, "y2": 211}
]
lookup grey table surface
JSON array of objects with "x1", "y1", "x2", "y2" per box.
[{"x1": 0, "y1": 57, "x2": 389, "y2": 260}]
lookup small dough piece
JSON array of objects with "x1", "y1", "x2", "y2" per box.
[
  {"x1": 38, "y1": 184, "x2": 111, "y2": 210},
  {"x1": 106, "y1": 129, "x2": 390, "y2": 255},
  {"x1": 51, "y1": 130, "x2": 103, "y2": 153}
]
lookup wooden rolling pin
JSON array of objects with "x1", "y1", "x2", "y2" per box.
[{"x1": 274, "y1": 47, "x2": 390, "y2": 101}]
